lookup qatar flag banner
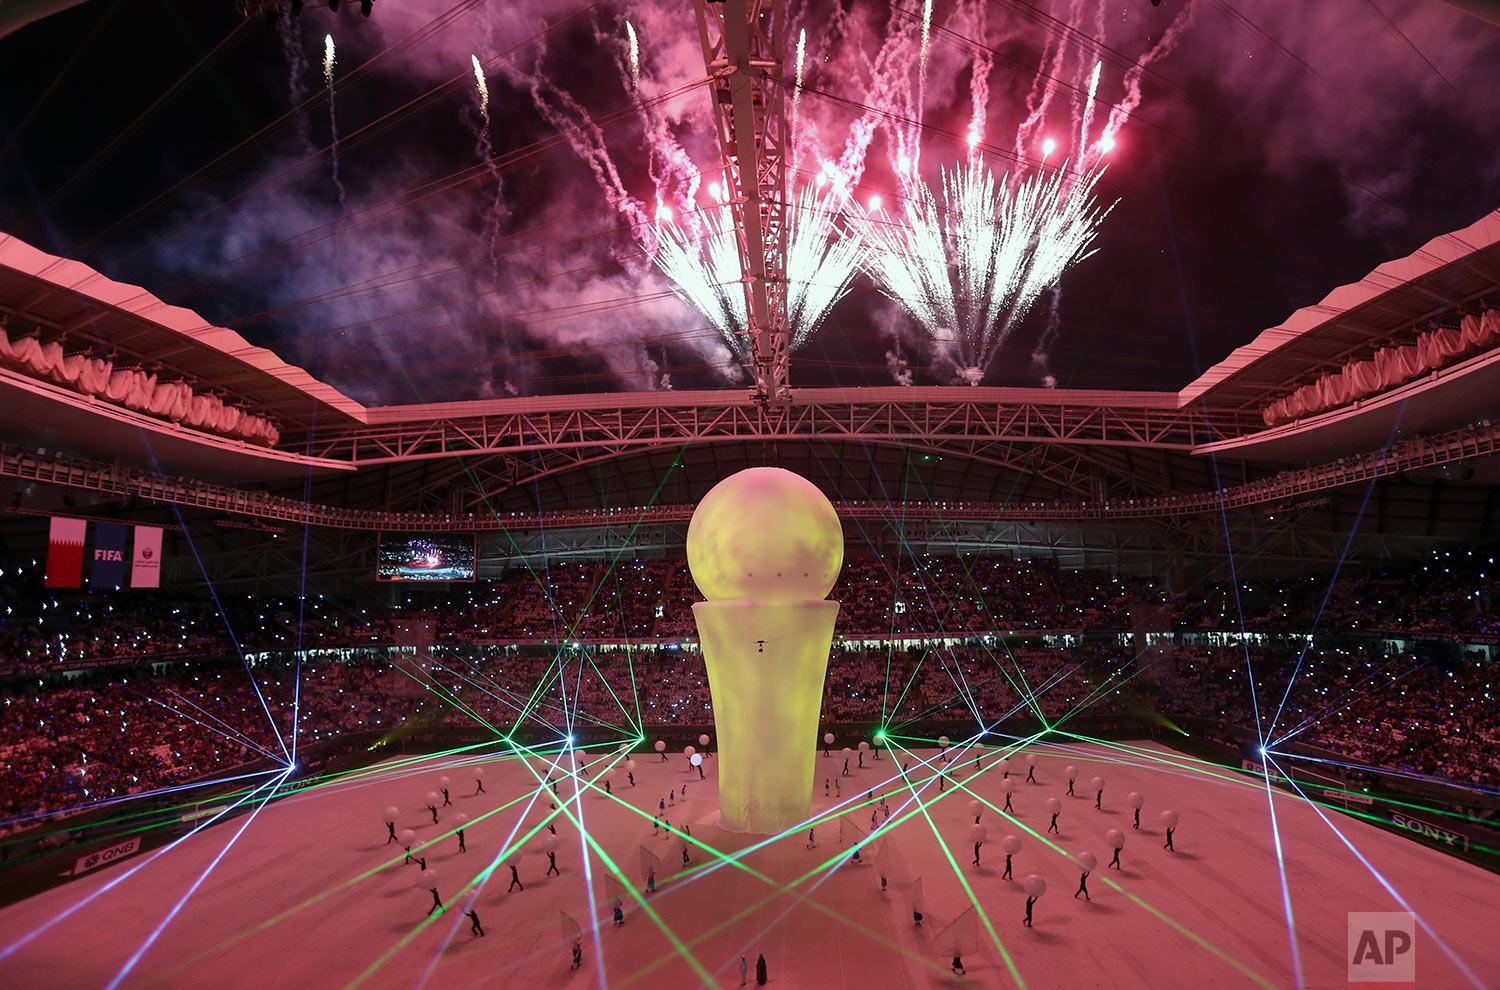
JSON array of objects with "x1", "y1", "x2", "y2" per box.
[
  {"x1": 45, "y1": 517, "x2": 88, "y2": 587},
  {"x1": 131, "y1": 526, "x2": 163, "y2": 588},
  {"x1": 91, "y1": 522, "x2": 128, "y2": 587}
]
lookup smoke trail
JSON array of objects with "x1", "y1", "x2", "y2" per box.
[
  {"x1": 918, "y1": 0, "x2": 933, "y2": 120},
  {"x1": 626, "y1": 20, "x2": 639, "y2": 92},
  {"x1": 468, "y1": 55, "x2": 506, "y2": 275},
  {"x1": 277, "y1": 15, "x2": 315, "y2": 157},
  {"x1": 1101, "y1": 0, "x2": 1198, "y2": 144},
  {"x1": 791, "y1": 28, "x2": 806, "y2": 168},
  {"x1": 323, "y1": 34, "x2": 346, "y2": 213},
  {"x1": 1031, "y1": 286, "x2": 1063, "y2": 388}
]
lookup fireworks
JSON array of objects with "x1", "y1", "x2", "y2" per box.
[
  {"x1": 626, "y1": 21, "x2": 640, "y2": 92},
  {"x1": 649, "y1": 185, "x2": 861, "y2": 360},
  {"x1": 323, "y1": 34, "x2": 346, "y2": 212},
  {"x1": 852, "y1": 157, "x2": 1113, "y2": 384},
  {"x1": 791, "y1": 28, "x2": 806, "y2": 158},
  {"x1": 471, "y1": 54, "x2": 489, "y2": 115}
]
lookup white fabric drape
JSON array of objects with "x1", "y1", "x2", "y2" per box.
[
  {"x1": 1262, "y1": 308, "x2": 1500, "y2": 427},
  {"x1": 0, "y1": 327, "x2": 280, "y2": 445}
]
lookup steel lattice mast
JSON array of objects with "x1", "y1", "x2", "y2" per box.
[{"x1": 692, "y1": 0, "x2": 791, "y2": 402}]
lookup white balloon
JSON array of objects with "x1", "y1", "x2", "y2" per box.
[
  {"x1": 690, "y1": 753, "x2": 704, "y2": 767},
  {"x1": 698, "y1": 734, "x2": 711, "y2": 746},
  {"x1": 399, "y1": 828, "x2": 416, "y2": 847},
  {"x1": 684, "y1": 746, "x2": 696, "y2": 757},
  {"x1": 1106, "y1": 828, "x2": 1125, "y2": 849},
  {"x1": 1160, "y1": 810, "x2": 1179, "y2": 828},
  {"x1": 824, "y1": 732, "x2": 835, "y2": 745},
  {"x1": 455, "y1": 813, "x2": 469, "y2": 825},
  {"x1": 1044, "y1": 797, "x2": 1062, "y2": 814},
  {"x1": 438, "y1": 776, "x2": 451, "y2": 787},
  {"x1": 1065, "y1": 765, "x2": 1078, "y2": 779},
  {"x1": 383, "y1": 806, "x2": 399, "y2": 821},
  {"x1": 858, "y1": 741, "x2": 870, "y2": 752},
  {"x1": 1077, "y1": 851, "x2": 1097, "y2": 872},
  {"x1": 1022, "y1": 874, "x2": 1047, "y2": 898},
  {"x1": 938, "y1": 736, "x2": 950, "y2": 747},
  {"x1": 1128, "y1": 791, "x2": 1144, "y2": 809},
  {"x1": 1003, "y1": 777, "x2": 1017, "y2": 793},
  {"x1": 842, "y1": 747, "x2": 852, "y2": 754},
  {"x1": 999, "y1": 758, "x2": 1012, "y2": 773},
  {"x1": 619, "y1": 743, "x2": 630, "y2": 752},
  {"x1": 471, "y1": 767, "x2": 485, "y2": 779},
  {"x1": 654, "y1": 740, "x2": 666, "y2": 752},
  {"x1": 425, "y1": 791, "x2": 439, "y2": 805},
  {"x1": 970, "y1": 823, "x2": 987, "y2": 843},
  {"x1": 1025, "y1": 754, "x2": 1037, "y2": 766},
  {"x1": 968, "y1": 799, "x2": 983, "y2": 817},
  {"x1": 625, "y1": 760, "x2": 636, "y2": 771},
  {"x1": 1001, "y1": 834, "x2": 1022, "y2": 855},
  {"x1": 543, "y1": 834, "x2": 561, "y2": 853},
  {"x1": 415, "y1": 867, "x2": 438, "y2": 888},
  {"x1": 1090, "y1": 776, "x2": 1105, "y2": 790}
]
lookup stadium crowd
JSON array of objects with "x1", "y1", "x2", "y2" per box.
[{"x1": 2, "y1": 548, "x2": 1497, "y2": 829}]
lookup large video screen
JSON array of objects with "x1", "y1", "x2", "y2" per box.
[{"x1": 376, "y1": 533, "x2": 476, "y2": 582}]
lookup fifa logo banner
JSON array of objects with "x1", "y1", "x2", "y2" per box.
[
  {"x1": 91, "y1": 522, "x2": 128, "y2": 587},
  {"x1": 44, "y1": 517, "x2": 87, "y2": 587},
  {"x1": 131, "y1": 526, "x2": 163, "y2": 588}
]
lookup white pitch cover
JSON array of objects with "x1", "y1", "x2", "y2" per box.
[{"x1": 131, "y1": 525, "x2": 163, "y2": 588}]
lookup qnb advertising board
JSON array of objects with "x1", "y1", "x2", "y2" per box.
[{"x1": 376, "y1": 533, "x2": 476, "y2": 582}]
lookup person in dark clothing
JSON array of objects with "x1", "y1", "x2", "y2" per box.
[
  {"x1": 441, "y1": 787, "x2": 451, "y2": 807},
  {"x1": 1004, "y1": 792, "x2": 1014, "y2": 813},
  {"x1": 571, "y1": 939, "x2": 582, "y2": 970},
  {"x1": 547, "y1": 851, "x2": 560, "y2": 876},
  {"x1": 465, "y1": 909, "x2": 484, "y2": 936},
  {"x1": 755, "y1": 953, "x2": 767, "y2": 986},
  {"x1": 605, "y1": 779, "x2": 612, "y2": 795},
  {"x1": 1164, "y1": 827, "x2": 1175, "y2": 851},
  {"x1": 385, "y1": 821, "x2": 397, "y2": 843},
  {"x1": 612, "y1": 900, "x2": 624, "y2": 925},
  {"x1": 972, "y1": 841, "x2": 981, "y2": 867},
  {"x1": 698, "y1": 763, "x2": 705, "y2": 780},
  {"x1": 1067, "y1": 776, "x2": 1075, "y2": 796},
  {"x1": 548, "y1": 823, "x2": 557, "y2": 835},
  {"x1": 661, "y1": 749, "x2": 669, "y2": 762},
  {"x1": 414, "y1": 855, "x2": 427, "y2": 872},
  {"x1": 628, "y1": 771, "x2": 635, "y2": 787},
  {"x1": 951, "y1": 955, "x2": 966, "y2": 975},
  {"x1": 1109, "y1": 846, "x2": 1121, "y2": 869},
  {"x1": 1095, "y1": 789, "x2": 1103, "y2": 811},
  {"x1": 1134, "y1": 807, "x2": 1141, "y2": 829},
  {"x1": 1002, "y1": 853, "x2": 1013, "y2": 880},
  {"x1": 858, "y1": 752, "x2": 864, "y2": 768},
  {"x1": 1074, "y1": 870, "x2": 1090, "y2": 901},
  {"x1": 457, "y1": 829, "x2": 466, "y2": 853},
  {"x1": 426, "y1": 886, "x2": 443, "y2": 916},
  {"x1": 913, "y1": 910, "x2": 923, "y2": 927},
  {"x1": 1026, "y1": 765, "x2": 1036, "y2": 783},
  {"x1": 508, "y1": 864, "x2": 523, "y2": 892},
  {"x1": 682, "y1": 846, "x2": 690, "y2": 867},
  {"x1": 475, "y1": 777, "x2": 485, "y2": 795},
  {"x1": 1024, "y1": 896, "x2": 1036, "y2": 927},
  {"x1": 427, "y1": 804, "x2": 438, "y2": 824},
  {"x1": 842, "y1": 759, "x2": 850, "y2": 777},
  {"x1": 1047, "y1": 812, "x2": 1059, "y2": 834}
]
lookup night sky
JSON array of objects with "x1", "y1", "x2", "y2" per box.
[{"x1": 1, "y1": 0, "x2": 1497, "y2": 403}]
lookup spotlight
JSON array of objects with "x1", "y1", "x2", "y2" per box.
[
  {"x1": 1258, "y1": 746, "x2": 1267, "y2": 755},
  {"x1": 874, "y1": 729, "x2": 886, "y2": 742}
]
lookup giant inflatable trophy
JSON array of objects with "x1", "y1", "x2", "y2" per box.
[{"x1": 687, "y1": 467, "x2": 843, "y2": 833}]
